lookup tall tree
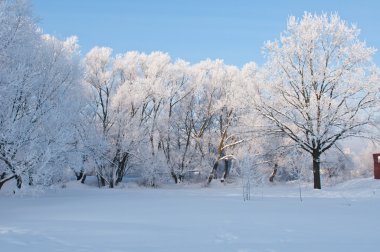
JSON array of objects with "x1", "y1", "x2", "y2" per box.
[
  {"x1": 255, "y1": 13, "x2": 379, "y2": 189},
  {"x1": 0, "y1": 0, "x2": 83, "y2": 190},
  {"x1": 84, "y1": 47, "x2": 126, "y2": 188},
  {"x1": 191, "y1": 60, "x2": 244, "y2": 183}
]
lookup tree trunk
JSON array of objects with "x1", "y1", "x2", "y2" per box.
[
  {"x1": 312, "y1": 151, "x2": 321, "y2": 189},
  {"x1": 97, "y1": 175, "x2": 106, "y2": 187},
  {"x1": 221, "y1": 159, "x2": 231, "y2": 182},
  {"x1": 75, "y1": 171, "x2": 87, "y2": 183},
  {"x1": 171, "y1": 171, "x2": 179, "y2": 184},
  {"x1": 0, "y1": 175, "x2": 16, "y2": 190},
  {"x1": 269, "y1": 163, "x2": 278, "y2": 182},
  {"x1": 75, "y1": 171, "x2": 83, "y2": 180},
  {"x1": 16, "y1": 175, "x2": 22, "y2": 189},
  {"x1": 80, "y1": 174, "x2": 87, "y2": 183},
  {"x1": 115, "y1": 152, "x2": 129, "y2": 185},
  {"x1": 207, "y1": 161, "x2": 219, "y2": 184},
  {"x1": 28, "y1": 172, "x2": 33, "y2": 186},
  {"x1": 0, "y1": 174, "x2": 22, "y2": 190}
]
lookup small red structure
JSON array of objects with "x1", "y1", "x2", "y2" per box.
[{"x1": 372, "y1": 153, "x2": 380, "y2": 179}]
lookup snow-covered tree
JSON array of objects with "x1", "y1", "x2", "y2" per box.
[
  {"x1": 83, "y1": 47, "x2": 127, "y2": 188},
  {"x1": 113, "y1": 51, "x2": 173, "y2": 186},
  {"x1": 84, "y1": 50, "x2": 186, "y2": 187},
  {"x1": 0, "y1": 0, "x2": 83, "y2": 190},
  {"x1": 190, "y1": 60, "x2": 245, "y2": 183},
  {"x1": 255, "y1": 13, "x2": 379, "y2": 189},
  {"x1": 155, "y1": 59, "x2": 194, "y2": 183}
]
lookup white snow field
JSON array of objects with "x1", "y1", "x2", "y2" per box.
[{"x1": 1, "y1": 178, "x2": 380, "y2": 252}]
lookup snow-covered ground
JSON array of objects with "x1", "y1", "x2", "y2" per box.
[{"x1": 1, "y1": 178, "x2": 380, "y2": 252}]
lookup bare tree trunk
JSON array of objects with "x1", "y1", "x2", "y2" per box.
[
  {"x1": 74, "y1": 170, "x2": 87, "y2": 183},
  {"x1": 75, "y1": 170, "x2": 83, "y2": 180},
  {"x1": 16, "y1": 175, "x2": 22, "y2": 189},
  {"x1": 171, "y1": 171, "x2": 179, "y2": 184},
  {"x1": 208, "y1": 161, "x2": 219, "y2": 184},
  {"x1": 269, "y1": 164, "x2": 278, "y2": 182},
  {"x1": 0, "y1": 175, "x2": 16, "y2": 190},
  {"x1": 97, "y1": 174, "x2": 106, "y2": 187},
  {"x1": 80, "y1": 174, "x2": 87, "y2": 183},
  {"x1": 28, "y1": 171, "x2": 33, "y2": 186},
  {"x1": 115, "y1": 152, "x2": 129, "y2": 185},
  {"x1": 0, "y1": 159, "x2": 20, "y2": 190},
  {"x1": 221, "y1": 159, "x2": 231, "y2": 182},
  {"x1": 312, "y1": 150, "x2": 321, "y2": 189}
]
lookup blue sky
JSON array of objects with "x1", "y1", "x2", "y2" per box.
[{"x1": 32, "y1": 0, "x2": 380, "y2": 67}]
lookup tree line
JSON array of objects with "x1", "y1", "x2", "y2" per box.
[{"x1": 1, "y1": 0, "x2": 379, "y2": 191}]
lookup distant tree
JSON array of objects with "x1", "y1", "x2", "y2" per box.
[
  {"x1": 84, "y1": 47, "x2": 128, "y2": 188},
  {"x1": 255, "y1": 13, "x2": 379, "y2": 189},
  {"x1": 84, "y1": 50, "x2": 188, "y2": 187},
  {"x1": 190, "y1": 60, "x2": 245, "y2": 183},
  {"x1": 113, "y1": 51, "x2": 173, "y2": 186},
  {"x1": 155, "y1": 59, "x2": 194, "y2": 183}
]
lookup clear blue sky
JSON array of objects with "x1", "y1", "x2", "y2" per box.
[{"x1": 32, "y1": 0, "x2": 380, "y2": 67}]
